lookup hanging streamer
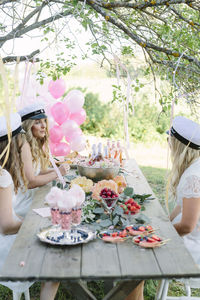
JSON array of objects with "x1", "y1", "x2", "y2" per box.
[
  {"x1": 0, "y1": 56, "x2": 12, "y2": 168},
  {"x1": 49, "y1": 151, "x2": 65, "y2": 185},
  {"x1": 113, "y1": 54, "x2": 132, "y2": 150}
]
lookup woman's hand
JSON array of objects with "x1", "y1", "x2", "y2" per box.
[{"x1": 58, "y1": 164, "x2": 70, "y2": 176}]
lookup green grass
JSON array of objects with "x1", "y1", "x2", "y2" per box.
[{"x1": 1, "y1": 165, "x2": 200, "y2": 299}]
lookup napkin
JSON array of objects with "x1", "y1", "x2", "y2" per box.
[{"x1": 33, "y1": 207, "x2": 51, "y2": 218}]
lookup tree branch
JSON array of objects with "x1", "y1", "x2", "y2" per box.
[
  {"x1": 95, "y1": 0, "x2": 195, "y2": 9},
  {"x1": 0, "y1": 8, "x2": 73, "y2": 47},
  {"x1": 2, "y1": 49, "x2": 40, "y2": 63},
  {"x1": 0, "y1": 0, "x2": 18, "y2": 5},
  {"x1": 86, "y1": 0, "x2": 200, "y2": 67}
]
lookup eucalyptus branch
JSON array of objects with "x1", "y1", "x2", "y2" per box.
[{"x1": 2, "y1": 49, "x2": 40, "y2": 63}]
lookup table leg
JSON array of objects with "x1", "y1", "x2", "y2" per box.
[
  {"x1": 103, "y1": 279, "x2": 142, "y2": 300},
  {"x1": 104, "y1": 280, "x2": 114, "y2": 294},
  {"x1": 62, "y1": 280, "x2": 97, "y2": 300}
]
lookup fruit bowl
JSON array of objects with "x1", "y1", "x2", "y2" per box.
[{"x1": 77, "y1": 165, "x2": 120, "y2": 182}]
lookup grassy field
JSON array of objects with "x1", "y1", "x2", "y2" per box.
[{"x1": 0, "y1": 144, "x2": 199, "y2": 299}]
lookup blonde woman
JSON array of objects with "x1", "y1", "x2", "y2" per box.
[
  {"x1": 0, "y1": 112, "x2": 60, "y2": 300},
  {"x1": 14, "y1": 103, "x2": 69, "y2": 218},
  {"x1": 168, "y1": 116, "x2": 200, "y2": 265},
  {"x1": 0, "y1": 113, "x2": 32, "y2": 297}
]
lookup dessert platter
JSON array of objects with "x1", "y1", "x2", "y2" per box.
[
  {"x1": 37, "y1": 225, "x2": 96, "y2": 246},
  {"x1": 133, "y1": 234, "x2": 169, "y2": 248},
  {"x1": 98, "y1": 229, "x2": 129, "y2": 243}
]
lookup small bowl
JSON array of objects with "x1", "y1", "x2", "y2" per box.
[{"x1": 77, "y1": 165, "x2": 120, "y2": 182}]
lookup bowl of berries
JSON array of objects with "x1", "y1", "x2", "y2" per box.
[{"x1": 99, "y1": 188, "x2": 119, "y2": 213}]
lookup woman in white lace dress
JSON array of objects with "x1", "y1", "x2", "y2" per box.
[
  {"x1": 168, "y1": 116, "x2": 200, "y2": 266},
  {"x1": 0, "y1": 113, "x2": 59, "y2": 300},
  {"x1": 14, "y1": 102, "x2": 69, "y2": 218}
]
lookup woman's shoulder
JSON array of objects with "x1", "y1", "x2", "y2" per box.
[
  {"x1": 183, "y1": 158, "x2": 200, "y2": 178},
  {"x1": 0, "y1": 169, "x2": 13, "y2": 188}
]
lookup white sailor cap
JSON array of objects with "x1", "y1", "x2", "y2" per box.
[
  {"x1": 167, "y1": 116, "x2": 200, "y2": 150},
  {"x1": 18, "y1": 102, "x2": 47, "y2": 122},
  {"x1": 0, "y1": 113, "x2": 22, "y2": 142}
]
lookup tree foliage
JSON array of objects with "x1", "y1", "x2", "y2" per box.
[{"x1": 0, "y1": 0, "x2": 200, "y2": 105}]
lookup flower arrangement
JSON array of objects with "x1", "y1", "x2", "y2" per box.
[
  {"x1": 70, "y1": 176, "x2": 93, "y2": 193},
  {"x1": 113, "y1": 175, "x2": 127, "y2": 193}
]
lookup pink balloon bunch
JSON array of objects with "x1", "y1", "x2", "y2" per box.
[{"x1": 47, "y1": 84, "x2": 87, "y2": 156}]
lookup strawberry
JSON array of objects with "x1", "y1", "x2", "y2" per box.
[
  {"x1": 147, "y1": 237, "x2": 155, "y2": 243},
  {"x1": 103, "y1": 233, "x2": 109, "y2": 237},
  {"x1": 128, "y1": 198, "x2": 134, "y2": 204},
  {"x1": 138, "y1": 226, "x2": 145, "y2": 232},
  {"x1": 120, "y1": 230, "x2": 127, "y2": 237},
  {"x1": 130, "y1": 206, "x2": 137, "y2": 212},
  {"x1": 151, "y1": 235, "x2": 161, "y2": 241},
  {"x1": 124, "y1": 210, "x2": 129, "y2": 215},
  {"x1": 112, "y1": 232, "x2": 118, "y2": 237},
  {"x1": 134, "y1": 238, "x2": 141, "y2": 243}
]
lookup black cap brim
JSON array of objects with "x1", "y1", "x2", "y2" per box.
[{"x1": 30, "y1": 113, "x2": 47, "y2": 120}]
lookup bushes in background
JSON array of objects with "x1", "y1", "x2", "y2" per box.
[{"x1": 81, "y1": 91, "x2": 170, "y2": 143}]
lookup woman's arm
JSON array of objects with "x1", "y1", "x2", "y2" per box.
[
  {"x1": 0, "y1": 185, "x2": 22, "y2": 234},
  {"x1": 21, "y1": 142, "x2": 69, "y2": 189},
  {"x1": 170, "y1": 205, "x2": 181, "y2": 222},
  {"x1": 173, "y1": 197, "x2": 200, "y2": 236}
]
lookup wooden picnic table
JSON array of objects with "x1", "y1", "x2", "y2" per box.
[{"x1": 1, "y1": 159, "x2": 200, "y2": 300}]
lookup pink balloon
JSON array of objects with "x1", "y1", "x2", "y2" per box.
[
  {"x1": 53, "y1": 142, "x2": 71, "y2": 156},
  {"x1": 50, "y1": 102, "x2": 70, "y2": 125},
  {"x1": 49, "y1": 125, "x2": 63, "y2": 143},
  {"x1": 70, "y1": 135, "x2": 86, "y2": 152},
  {"x1": 70, "y1": 108, "x2": 86, "y2": 125},
  {"x1": 64, "y1": 90, "x2": 85, "y2": 113},
  {"x1": 61, "y1": 119, "x2": 79, "y2": 138},
  {"x1": 65, "y1": 128, "x2": 82, "y2": 143},
  {"x1": 48, "y1": 78, "x2": 66, "y2": 99}
]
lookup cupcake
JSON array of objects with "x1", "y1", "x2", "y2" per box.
[
  {"x1": 45, "y1": 187, "x2": 63, "y2": 225},
  {"x1": 70, "y1": 185, "x2": 85, "y2": 226},
  {"x1": 58, "y1": 191, "x2": 76, "y2": 230}
]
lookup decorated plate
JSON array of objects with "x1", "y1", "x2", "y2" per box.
[
  {"x1": 37, "y1": 226, "x2": 96, "y2": 245},
  {"x1": 125, "y1": 224, "x2": 155, "y2": 236},
  {"x1": 98, "y1": 229, "x2": 129, "y2": 243},
  {"x1": 133, "y1": 234, "x2": 169, "y2": 248}
]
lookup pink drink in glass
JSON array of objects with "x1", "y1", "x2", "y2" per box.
[
  {"x1": 50, "y1": 207, "x2": 60, "y2": 225},
  {"x1": 72, "y1": 206, "x2": 82, "y2": 226},
  {"x1": 60, "y1": 210, "x2": 72, "y2": 230}
]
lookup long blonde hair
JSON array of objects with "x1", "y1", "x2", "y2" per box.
[
  {"x1": 0, "y1": 133, "x2": 28, "y2": 193},
  {"x1": 22, "y1": 119, "x2": 49, "y2": 171},
  {"x1": 169, "y1": 136, "x2": 200, "y2": 197}
]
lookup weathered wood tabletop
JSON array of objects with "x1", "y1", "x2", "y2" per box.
[{"x1": 1, "y1": 159, "x2": 200, "y2": 300}]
